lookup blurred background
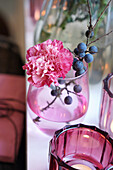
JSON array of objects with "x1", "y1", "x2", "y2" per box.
[
  {"x1": 0, "y1": 0, "x2": 25, "y2": 170},
  {"x1": 0, "y1": 0, "x2": 113, "y2": 169},
  {"x1": 0, "y1": 0, "x2": 25, "y2": 61}
]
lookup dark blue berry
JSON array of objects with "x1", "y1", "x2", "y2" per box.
[
  {"x1": 75, "y1": 69, "x2": 86, "y2": 77},
  {"x1": 51, "y1": 89, "x2": 58, "y2": 96},
  {"x1": 73, "y1": 84, "x2": 82, "y2": 93},
  {"x1": 84, "y1": 53, "x2": 94, "y2": 63},
  {"x1": 73, "y1": 58, "x2": 78, "y2": 64},
  {"x1": 73, "y1": 60, "x2": 84, "y2": 71},
  {"x1": 78, "y1": 52, "x2": 85, "y2": 58},
  {"x1": 74, "y1": 48, "x2": 79, "y2": 55},
  {"x1": 64, "y1": 96, "x2": 72, "y2": 105},
  {"x1": 58, "y1": 78, "x2": 65, "y2": 84},
  {"x1": 89, "y1": 46, "x2": 98, "y2": 54},
  {"x1": 77, "y1": 43, "x2": 87, "y2": 52},
  {"x1": 90, "y1": 31, "x2": 94, "y2": 38},
  {"x1": 73, "y1": 58, "x2": 78, "y2": 70},
  {"x1": 85, "y1": 30, "x2": 94, "y2": 38},
  {"x1": 83, "y1": 66, "x2": 87, "y2": 71}
]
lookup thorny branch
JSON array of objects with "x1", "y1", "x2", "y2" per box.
[
  {"x1": 87, "y1": 30, "x2": 113, "y2": 46},
  {"x1": 40, "y1": 79, "x2": 77, "y2": 112},
  {"x1": 86, "y1": 0, "x2": 113, "y2": 46},
  {"x1": 93, "y1": 0, "x2": 112, "y2": 29},
  {"x1": 41, "y1": 95, "x2": 58, "y2": 112},
  {"x1": 86, "y1": 0, "x2": 93, "y2": 45},
  {"x1": 87, "y1": 0, "x2": 92, "y2": 28},
  {"x1": 33, "y1": 80, "x2": 78, "y2": 122}
]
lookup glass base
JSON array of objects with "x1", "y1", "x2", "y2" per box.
[{"x1": 27, "y1": 104, "x2": 85, "y2": 136}]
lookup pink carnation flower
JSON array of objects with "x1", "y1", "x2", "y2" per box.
[{"x1": 23, "y1": 39, "x2": 73, "y2": 88}]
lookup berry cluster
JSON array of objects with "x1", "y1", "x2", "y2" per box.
[
  {"x1": 49, "y1": 29, "x2": 99, "y2": 106},
  {"x1": 73, "y1": 30, "x2": 98, "y2": 77}
]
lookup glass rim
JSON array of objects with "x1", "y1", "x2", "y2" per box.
[
  {"x1": 28, "y1": 66, "x2": 88, "y2": 89},
  {"x1": 54, "y1": 123, "x2": 113, "y2": 145},
  {"x1": 103, "y1": 73, "x2": 113, "y2": 98},
  {"x1": 50, "y1": 123, "x2": 113, "y2": 170},
  {"x1": 57, "y1": 66, "x2": 88, "y2": 81}
]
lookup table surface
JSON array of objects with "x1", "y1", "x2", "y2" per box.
[{"x1": 27, "y1": 81, "x2": 102, "y2": 170}]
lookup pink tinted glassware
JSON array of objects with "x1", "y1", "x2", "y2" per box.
[
  {"x1": 30, "y1": 0, "x2": 43, "y2": 23},
  {"x1": 99, "y1": 73, "x2": 113, "y2": 139},
  {"x1": 49, "y1": 124, "x2": 113, "y2": 170},
  {"x1": 27, "y1": 67, "x2": 89, "y2": 136}
]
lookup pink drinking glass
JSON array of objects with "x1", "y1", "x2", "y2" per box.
[
  {"x1": 99, "y1": 73, "x2": 113, "y2": 139},
  {"x1": 49, "y1": 124, "x2": 113, "y2": 170},
  {"x1": 27, "y1": 66, "x2": 89, "y2": 136}
]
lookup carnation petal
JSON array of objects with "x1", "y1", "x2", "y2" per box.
[
  {"x1": 32, "y1": 74, "x2": 39, "y2": 83},
  {"x1": 23, "y1": 39, "x2": 73, "y2": 87}
]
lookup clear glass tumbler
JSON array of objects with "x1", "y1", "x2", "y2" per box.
[
  {"x1": 49, "y1": 124, "x2": 113, "y2": 170},
  {"x1": 99, "y1": 73, "x2": 113, "y2": 139}
]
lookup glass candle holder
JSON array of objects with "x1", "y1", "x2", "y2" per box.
[
  {"x1": 99, "y1": 73, "x2": 113, "y2": 139},
  {"x1": 49, "y1": 124, "x2": 113, "y2": 170}
]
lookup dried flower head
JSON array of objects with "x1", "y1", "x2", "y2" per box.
[{"x1": 23, "y1": 39, "x2": 73, "y2": 88}]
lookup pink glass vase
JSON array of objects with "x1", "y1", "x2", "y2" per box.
[
  {"x1": 99, "y1": 73, "x2": 113, "y2": 139},
  {"x1": 29, "y1": 0, "x2": 43, "y2": 23},
  {"x1": 27, "y1": 68, "x2": 89, "y2": 136},
  {"x1": 49, "y1": 124, "x2": 113, "y2": 170}
]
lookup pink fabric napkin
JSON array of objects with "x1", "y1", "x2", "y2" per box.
[{"x1": 0, "y1": 74, "x2": 25, "y2": 163}]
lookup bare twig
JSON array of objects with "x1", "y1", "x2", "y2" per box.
[
  {"x1": 87, "y1": 30, "x2": 113, "y2": 46},
  {"x1": 67, "y1": 90, "x2": 80, "y2": 97},
  {"x1": 87, "y1": 0, "x2": 92, "y2": 28},
  {"x1": 39, "y1": 79, "x2": 76, "y2": 112},
  {"x1": 86, "y1": 37, "x2": 89, "y2": 46},
  {"x1": 86, "y1": 0, "x2": 93, "y2": 45},
  {"x1": 41, "y1": 95, "x2": 58, "y2": 112},
  {"x1": 93, "y1": 0, "x2": 112, "y2": 29},
  {"x1": 33, "y1": 116, "x2": 40, "y2": 123},
  {"x1": 59, "y1": 96, "x2": 64, "y2": 105}
]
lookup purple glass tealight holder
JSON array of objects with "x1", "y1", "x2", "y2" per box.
[
  {"x1": 99, "y1": 73, "x2": 113, "y2": 139},
  {"x1": 49, "y1": 124, "x2": 113, "y2": 170}
]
